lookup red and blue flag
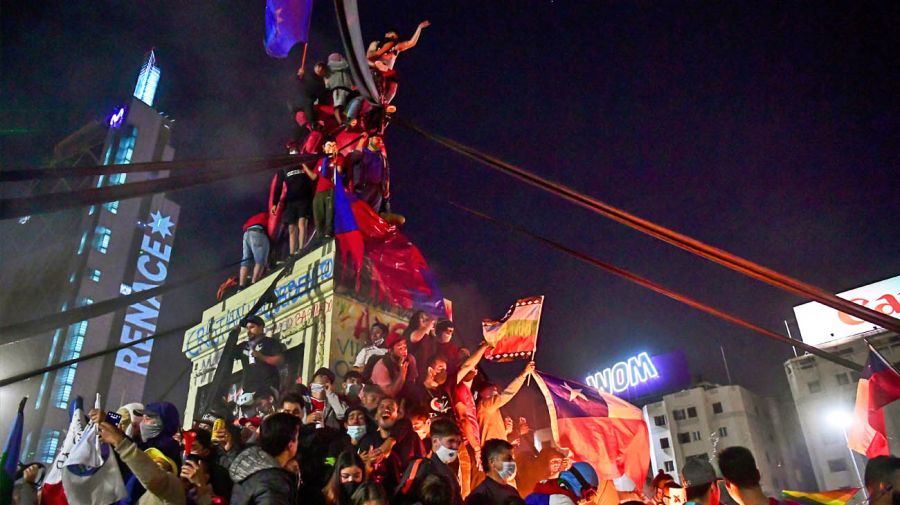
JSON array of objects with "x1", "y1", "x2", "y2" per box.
[
  {"x1": 264, "y1": 0, "x2": 313, "y2": 58},
  {"x1": 532, "y1": 371, "x2": 649, "y2": 488},
  {"x1": 848, "y1": 345, "x2": 900, "y2": 458}
]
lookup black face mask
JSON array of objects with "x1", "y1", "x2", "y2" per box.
[{"x1": 341, "y1": 482, "x2": 360, "y2": 497}]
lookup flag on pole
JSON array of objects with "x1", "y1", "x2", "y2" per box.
[
  {"x1": 781, "y1": 488, "x2": 860, "y2": 505},
  {"x1": 42, "y1": 396, "x2": 87, "y2": 505},
  {"x1": 847, "y1": 345, "x2": 900, "y2": 458},
  {"x1": 531, "y1": 371, "x2": 649, "y2": 487},
  {"x1": 482, "y1": 296, "x2": 543, "y2": 361},
  {"x1": 61, "y1": 424, "x2": 127, "y2": 505},
  {"x1": 264, "y1": 0, "x2": 314, "y2": 58},
  {"x1": 0, "y1": 397, "x2": 27, "y2": 504}
]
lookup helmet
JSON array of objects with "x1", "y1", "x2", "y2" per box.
[{"x1": 560, "y1": 461, "x2": 599, "y2": 499}]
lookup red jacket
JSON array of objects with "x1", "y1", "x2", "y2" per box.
[{"x1": 243, "y1": 212, "x2": 268, "y2": 232}]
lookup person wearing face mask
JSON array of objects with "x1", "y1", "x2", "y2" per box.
[
  {"x1": 138, "y1": 402, "x2": 182, "y2": 466},
  {"x1": 353, "y1": 323, "x2": 389, "y2": 374},
  {"x1": 304, "y1": 368, "x2": 349, "y2": 430},
  {"x1": 342, "y1": 371, "x2": 365, "y2": 407},
  {"x1": 324, "y1": 450, "x2": 368, "y2": 505},
  {"x1": 395, "y1": 417, "x2": 463, "y2": 505},
  {"x1": 344, "y1": 406, "x2": 370, "y2": 446},
  {"x1": 402, "y1": 355, "x2": 452, "y2": 418},
  {"x1": 465, "y1": 439, "x2": 520, "y2": 504},
  {"x1": 229, "y1": 413, "x2": 301, "y2": 505},
  {"x1": 409, "y1": 320, "x2": 465, "y2": 376},
  {"x1": 407, "y1": 407, "x2": 432, "y2": 441},
  {"x1": 476, "y1": 361, "x2": 535, "y2": 447}
]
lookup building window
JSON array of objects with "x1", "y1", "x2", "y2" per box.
[
  {"x1": 77, "y1": 231, "x2": 88, "y2": 255},
  {"x1": 114, "y1": 127, "x2": 138, "y2": 164},
  {"x1": 691, "y1": 431, "x2": 702, "y2": 442},
  {"x1": 836, "y1": 373, "x2": 849, "y2": 386},
  {"x1": 88, "y1": 269, "x2": 102, "y2": 282},
  {"x1": 677, "y1": 432, "x2": 691, "y2": 444},
  {"x1": 712, "y1": 402, "x2": 723, "y2": 414},
  {"x1": 92, "y1": 226, "x2": 111, "y2": 253},
  {"x1": 654, "y1": 415, "x2": 667, "y2": 427},
  {"x1": 109, "y1": 173, "x2": 127, "y2": 185},
  {"x1": 673, "y1": 409, "x2": 686, "y2": 421},
  {"x1": 660, "y1": 437, "x2": 670, "y2": 449},
  {"x1": 103, "y1": 201, "x2": 119, "y2": 214},
  {"x1": 77, "y1": 297, "x2": 93, "y2": 307},
  {"x1": 808, "y1": 381, "x2": 822, "y2": 394},
  {"x1": 51, "y1": 321, "x2": 88, "y2": 408},
  {"x1": 38, "y1": 430, "x2": 62, "y2": 464},
  {"x1": 718, "y1": 427, "x2": 728, "y2": 437},
  {"x1": 664, "y1": 460, "x2": 675, "y2": 472},
  {"x1": 687, "y1": 407, "x2": 698, "y2": 418},
  {"x1": 827, "y1": 459, "x2": 847, "y2": 473}
]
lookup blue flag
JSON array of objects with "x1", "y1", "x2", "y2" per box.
[
  {"x1": 265, "y1": 0, "x2": 314, "y2": 58},
  {"x1": 0, "y1": 397, "x2": 26, "y2": 503}
]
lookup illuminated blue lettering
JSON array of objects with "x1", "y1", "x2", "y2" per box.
[{"x1": 585, "y1": 352, "x2": 660, "y2": 394}]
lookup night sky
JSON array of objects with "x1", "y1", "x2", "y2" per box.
[{"x1": 2, "y1": 1, "x2": 899, "y2": 405}]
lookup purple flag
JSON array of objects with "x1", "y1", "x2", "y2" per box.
[{"x1": 265, "y1": 0, "x2": 313, "y2": 58}]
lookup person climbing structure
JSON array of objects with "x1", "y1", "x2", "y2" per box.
[{"x1": 367, "y1": 20, "x2": 431, "y2": 105}]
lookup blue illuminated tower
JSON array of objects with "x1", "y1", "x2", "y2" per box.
[{"x1": 0, "y1": 51, "x2": 181, "y2": 463}]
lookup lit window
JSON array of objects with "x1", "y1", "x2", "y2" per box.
[
  {"x1": 38, "y1": 430, "x2": 62, "y2": 464},
  {"x1": 109, "y1": 173, "x2": 127, "y2": 185},
  {"x1": 687, "y1": 407, "x2": 698, "y2": 418},
  {"x1": 77, "y1": 297, "x2": 93, "y2": 306},
  {"x1": 77, "y1": 232, "x2": 88, "y2": 255},
  {"x1": 96, "y1": 175, "x2": 106, "y2": 187},
  {"x1": 88, "y1": 269, "x2": 102, "y2": 282},
  {"x1": 88, "y1": 205, "x2": 96, "y2": 216},
  {"x1": 114, "y1": 127, "x2": 138, "y2": 165},
  {"x1": 718, "y1": 427, "x2": 728, "y2": 437},
  {"x1": 103, "y1": 201, "x2": 119, "y2": 214},
  {"x1": 808, "y1": 381, "x2": 822, "y2": 394},
  {"x1": 712, "y1": 402, "x2": 723, "y2": 414},
  {"x1": 69, "y1": 272, "x2": 76, "y2": 283},
  {"x1": 51, "y1": 321, "x2": 88, "y2": 408},
  {"x1": 92, "y1": 226, "x2": 112, "y2": 253}
]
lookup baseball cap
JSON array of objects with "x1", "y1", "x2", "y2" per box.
[
  {"x1": 241, "y1": 315, "x2": 265, "y2": 327},
  {"x1": 681, "y1": 458, "x2": 719, "y2": 488}
]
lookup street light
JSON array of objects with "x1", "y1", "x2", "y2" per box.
[{"x1": 826, "y1": 409, "x2": 866, "y2": 498}]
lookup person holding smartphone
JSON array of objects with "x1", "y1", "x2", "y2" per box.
[{"x1": 370, "y1": 332, "x2": 418, "y2": 398}]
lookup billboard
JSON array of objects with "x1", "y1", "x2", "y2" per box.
[
  {"x1": 584, "y1": 350, "x2": 690, "y2": 400},
  {"x1": 793, "y1": 275, "x2": 900, "y2": 348}
]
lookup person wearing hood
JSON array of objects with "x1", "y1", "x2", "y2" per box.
[
  {"x1": 139, "y1": 402, "x2": 182, "y2": 464},
  {"x1": 230, "y1": 413, "x2": 301, "y2": 505},
  {"x1": 525, "y1": 461, "x2": 599, "y2": 505},
  {"x1": 323, "y1": 53, "x2": 354, "y2": 124}
]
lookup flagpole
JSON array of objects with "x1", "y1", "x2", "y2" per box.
[
  {"x1": 527, "y1": 296, "x2": 545, "y2": 386},
  {"x1": 299, "y1": 42, "x2": 309, "y2": 74}
]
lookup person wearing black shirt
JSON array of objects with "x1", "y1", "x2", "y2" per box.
[
  {"x1": 292, "y1": 62, "x2": 331, "y2": 136},
  {"x1": 357, "y1": 398, "x2": 424, "y2": 495},
  {"x1": 271, "y1": 163, "x2": 315, "y2": 257},
  {"x1": 466, "y1": 439, "x2": 520, "y2": 505},
  {"x1": 235, "y1": 315, "x2": 286, "y2": 407},
  {"x1": 402, "y1": 355, "x2": 452, "y2": 419}
]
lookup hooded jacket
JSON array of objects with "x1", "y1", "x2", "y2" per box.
[
  {"x1": 324, "y1": 56, "x2": 353, "y2": 91},
  {"x1": 229, "y1": 446, "x2": 298, "y2": 505},
  {"x1": 140, "y1": 402, "x2": 182, "y2": 464}
]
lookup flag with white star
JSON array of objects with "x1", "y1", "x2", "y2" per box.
[{"x1": 532, "y1": 371, "x2": 650, "y2": 489}]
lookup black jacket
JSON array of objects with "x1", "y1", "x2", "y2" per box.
[{"x1": 229, "y1": 446, "x2": 298, "y2": 505}]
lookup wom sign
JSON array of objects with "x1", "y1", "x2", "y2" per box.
[
  {"x1": 585, "y1": 352, "x2": 658, "y2": 394},
  {"x1": 584, "y1": 351, "x2": 691, "y2": 400}
]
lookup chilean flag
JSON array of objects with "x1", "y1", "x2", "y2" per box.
[
  {"x1": 532, "y1": 371, "x2": 650, "y2": 488},
  {"x1": 848, "y1": 345, "x2": 900, "y2": 458}
]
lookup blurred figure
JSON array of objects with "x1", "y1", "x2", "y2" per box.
[
  {"x1": 525, "y1": 461, "x2": 599, "y2": 505},
  {"x1": 366, "y1": 21, "x2": 431, "y2": 104},
  {"x1": 680, "y1": 458, "x2": 720, "y2": 505},
  {"x1": 350, "y1": 482, "x2": 389, "y2": 505},
  {"x1": 649, "y1": 470, "x2": 675, "y2": 505},
  {"x1": 862, "y1": 456, "x2": 900, "y2": 505}
]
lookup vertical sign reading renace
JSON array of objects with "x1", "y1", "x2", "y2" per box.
[{"x1": 108, "y1": 196, "x2": 179, "y2": 403}]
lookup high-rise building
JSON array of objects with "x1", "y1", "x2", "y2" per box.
[
  {"x1": 0, "y1": 51, "x2": 180, "y2": 463},
  {"x1": 784, "y1": 275, "x2": 900, "y2": 490},
  {"x1": 643, "y1": 383, "x2": 811, "y2": 494}
]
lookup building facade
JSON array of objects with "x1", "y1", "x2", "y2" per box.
[
  {"x1": 0, "y1": 51, "x2": 181, "y2": 463},
  {"x1": 643, "y1": 383, "x2": 808, "y2": 495}
]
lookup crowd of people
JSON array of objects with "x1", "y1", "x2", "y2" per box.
[
  {"x1": 15, "y1": 306, "x2": 900, "y2": 505},
  {"x1": 235, "y1": 21, "x2": 431, "y2": 292}
]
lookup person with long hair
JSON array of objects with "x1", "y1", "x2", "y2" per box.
[
  {"x1": 324, "y1": 450, "x2": 367, "y2": 505},
  {"x1": 350, "y1": 482, "x2": 389, "y2": 505}
]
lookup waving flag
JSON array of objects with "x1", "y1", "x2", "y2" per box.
[
  {"x1": 848, "y1": 345, "x2": 900, "y2": 458},
  {"x1": 532, "y1": 371, "x2": 649, "y2": 487},
  {"x1": 483, "y1": 296, "x2": 544, "y2": 361},
  {"x1": 264, "y1": 0, "x2": 313, "y2": 58},
  {"x1": 61, "y1": 424, "x2": 127, "y2": 505},
  {"x1": 781, "y1": 488, "x2": 860, "y2": 505},
  {"x1": 42, "y1": 397, "x2": 87, "y2": 505},
  {"x1": 0, "y1": 397, "x2": 27, "y2": 504},
  {"x1": 334, "y1": 169, "x2": 365, "y2": 274}
]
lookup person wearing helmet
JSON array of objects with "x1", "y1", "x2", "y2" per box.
[{"x1": 525, "y1": 461, "x2": 599, "y2": 505}]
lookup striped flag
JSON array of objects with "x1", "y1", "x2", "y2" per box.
[
  {"x1": 847, "y1": 345, "x2": 900, "y2": 458},
  {"x1": 0, "y1": 397, "x2": 27, "y2": 504},
  {"x1": 483, "y1": 296, "x2": 544, "y2": 361},
  {"x1": 41, "y1": 396, "x2": 87, "y2": 505},
  {"x1": 532, "y1": 371, "x2": 649, "y2": 487},
  {"x1": 781, "y1": 488, "x2": 860, "y2": 505}
]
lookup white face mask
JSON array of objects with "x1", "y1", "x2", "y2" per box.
[
  {"x1": 346, "y1": 425, "x2": 367, "y2": 441},
  {"x1": 310, "y1": 383, "x2": 326, "y2": 396},
  {"x1": 434, "y1": 442, "x2": 458, "y2": 464},
  {"x1": 498, "y1": 461, "x2": 517, "y2": 482}
]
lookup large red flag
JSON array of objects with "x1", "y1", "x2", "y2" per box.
[
  {"x1": 847, "y1": 345, "x2": 900, "y2": 458},
  {"x1": 532, "y1": 371, "x2": 650, "y2": 487}
]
